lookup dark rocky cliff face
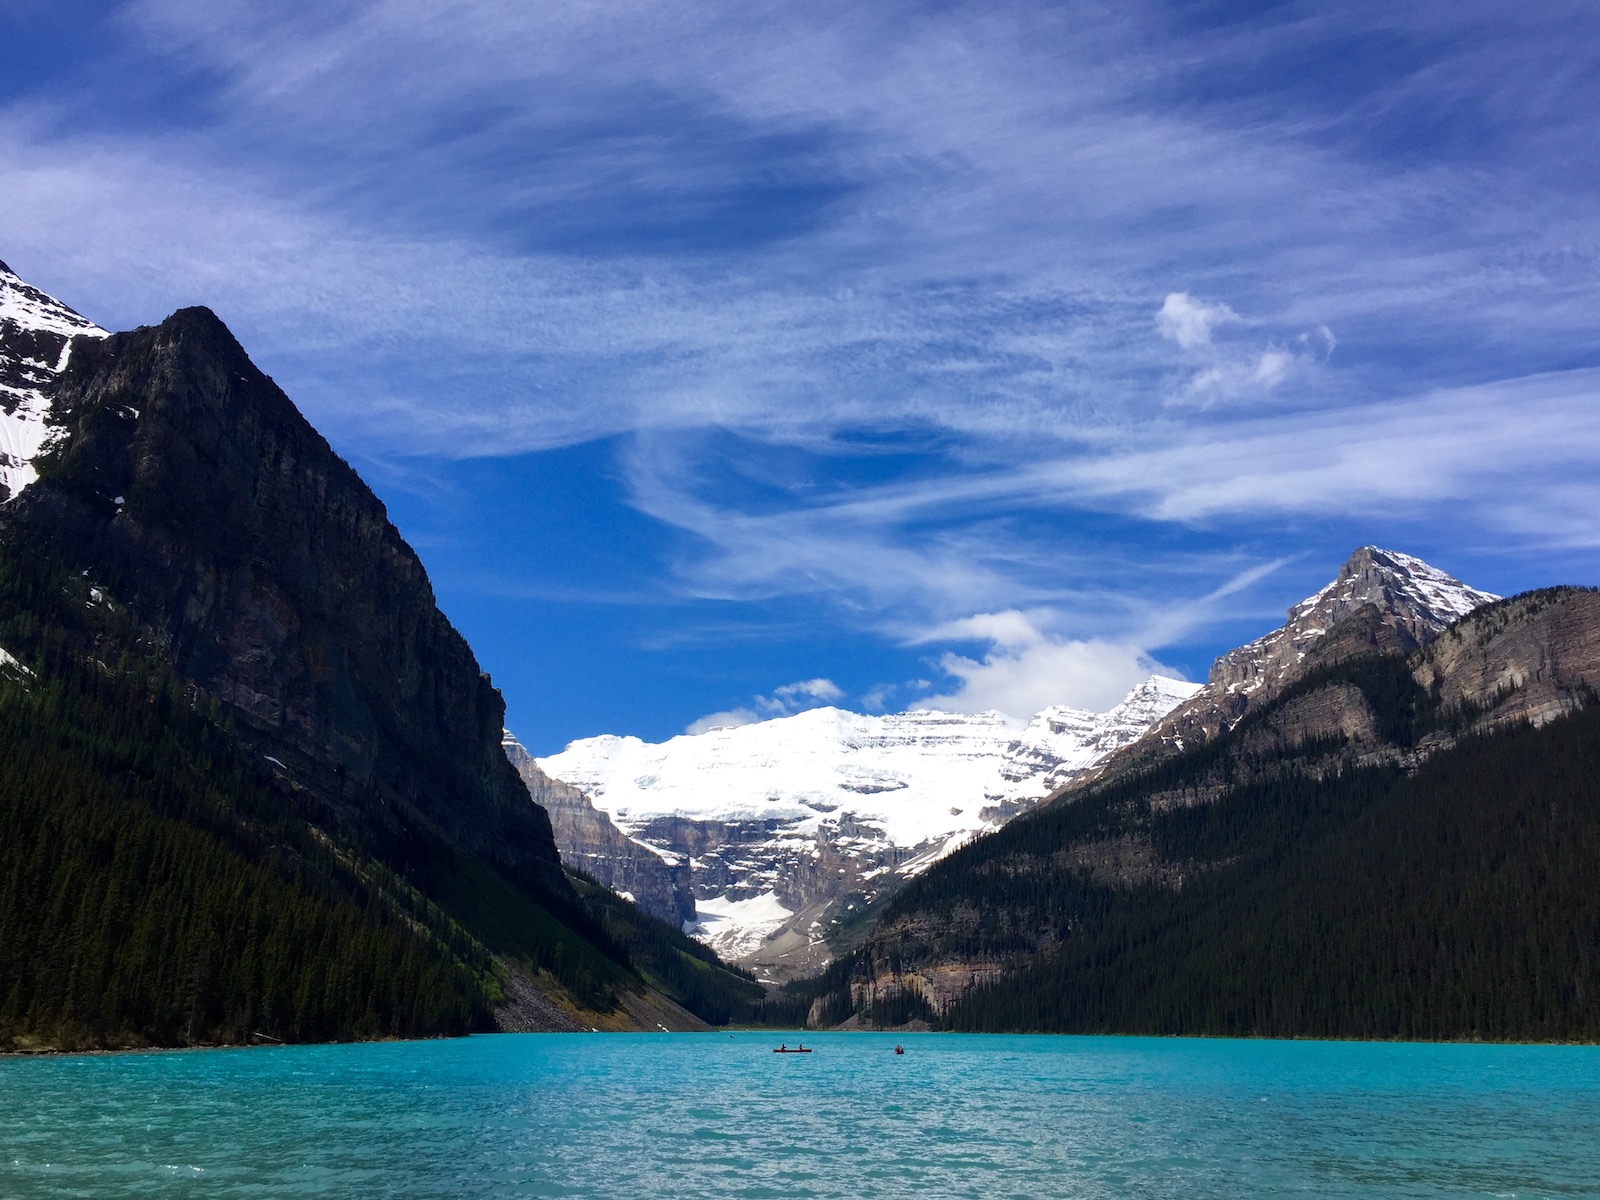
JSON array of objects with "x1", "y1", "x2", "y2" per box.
[
  {"x1": 503, "y1": 733, "x2": 695, "y2": 924},
  {"x1": 3, "y1": 307, "x2": 567, "y2": 897}
]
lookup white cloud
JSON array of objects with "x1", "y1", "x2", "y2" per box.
[
  {"x1": 684, "y1": 676, "x2": 844, "y2": 734},
  {"x1": 917, "y1": 609, "x2": 1176, "y2": 718},
  {"x1": 1184, "y1": 345, "x2": 1300, "y2": 402},
  {"x1": 772, "y1": 678, "x2": 844, "y2": 703},
  {"x1": 685, "y1": 708, "x2": 761, "y2": 735},
  {"x1": 1157, "y1": 292, "x2": 1239, "y2": 349},
  {"x1": 1156, "y1": 292, "x2": 1333, "y2": 406},
  {"x1": 859, "y1": 684, "x2": 896, "y2": 713}
]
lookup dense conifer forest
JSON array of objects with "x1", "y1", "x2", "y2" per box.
[
  {"x1": 0, "y1": 553, "x2": 763, "y2": 1049},
  {"x1": 943, "y1": 702, "x2": 1600, "y2": 1038},
  {"x1": 0, "y1": 640, "x2": 495, "y2": 1049},
  {"x1": 805, "y1": 651, "x2": 1600, "y2": 1041}
]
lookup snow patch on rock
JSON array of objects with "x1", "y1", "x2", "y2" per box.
[{"x1": 0, "y1": 261, "x2": 107, "y2": 501}]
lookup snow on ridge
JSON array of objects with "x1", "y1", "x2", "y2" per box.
[
  {"x1": 538, "y1": 677, "x2": 1195, "y2": 853},
  {"x1": 1359, "y1": 546, "x2": 1499, "y2": 620},
  {"x1": 538, "y1": 675, "x2": 1198, "y2": 964},
  {"x1": 0, "y1": 262, "x2": 105, "y2": 342},
  {"x1": 0, "y1": 261, "x2": 109, "y2": 502},
  {"x1": 1218, "y1": 547, "x2": 1498, "y2": 698}
]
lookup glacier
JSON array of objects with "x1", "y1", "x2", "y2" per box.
[{"x1": 532, "y1": 675, "x2": 1199, "y2": 972}]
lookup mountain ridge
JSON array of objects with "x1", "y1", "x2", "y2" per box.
[
  {"x1": 0, "y1": 263, "x2": 758, "y2": 1047},
  {"x1": 792, "y1": 565, "x2": 1598, "y2": 1036},
  {"x1": 1057, "y1": 546, "x2": 1498, "y2": 796},
  {"x1": 527, "y1": 674, "x2": 1199, "y2": 973}
]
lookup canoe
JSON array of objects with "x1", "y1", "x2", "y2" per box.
[{"x1": 772, "y1": 1047, "x2": 813, "y2": 1053}]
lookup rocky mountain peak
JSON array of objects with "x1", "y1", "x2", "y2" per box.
[
  {"x1": 0, "y1": 261, "x2": 107, "y2": 501},
  {"x1": 1069, "y1": 547, "x2": 1499, "y2": 791},
  {"x1": 1208, "y1": 546, "x2": 1497, "y2": 696}
]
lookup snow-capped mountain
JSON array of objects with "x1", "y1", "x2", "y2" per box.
[
  {"x1": 529, "y1": 675, "x2": 1198, "y2": 973},
  {"x1": 1073, "y1": 546, "x2": 1500, "y2": 787},
  {"x1": 0, "y1": 261, "x2": 106, "y2": 501},
  {"x1": 1206, "y1": 546, "x2": 1497, "y2": 698}
]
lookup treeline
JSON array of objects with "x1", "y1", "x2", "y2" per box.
[
  {"x1": 0, "y1": 647, "x2": 494, "y2": 1051},
  {"x1": 940, "y1": 701, "x2": 1600, "y2": 1040},
  {"x1": 830, "y1": 649, "x2": 1600, "y2": 1041}
]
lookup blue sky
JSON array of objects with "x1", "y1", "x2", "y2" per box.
[{"x1": 4, "y1": 0, "x2": 1599, "y2": 752}]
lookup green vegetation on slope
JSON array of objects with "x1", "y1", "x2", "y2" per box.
[
  {"x1": 569, "y1": 875, "x2": 769, "y2": 1024},
  {"x1": 0, "y1": 553, "x2": 760, "y2": 1046},
  {"x1": 944, "y1": 701, "x2": 1600, "y2": 1039},
  {"x1": 831, "y1": 650, "x2": 1600, "y2": 1041},
  {"x1": 0, "y1": 642, "x2": 495, "y2": 1051}
]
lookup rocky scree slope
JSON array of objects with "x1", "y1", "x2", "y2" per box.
[{"x1": 529, "y1": 676, "x2": 1198, "y2": 975}]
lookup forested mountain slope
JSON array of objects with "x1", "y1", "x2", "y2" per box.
[
  {"x1": 0, "y1": 277, "x2": 758, "y2": 1049},
  {"x1": 799, "y1": 587, "x2": 1600, "y2": 1040}
]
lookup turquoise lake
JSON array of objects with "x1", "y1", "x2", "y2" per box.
[{"x1": 2, "y1": 1032, "x2": 1597, "y2": 1197}]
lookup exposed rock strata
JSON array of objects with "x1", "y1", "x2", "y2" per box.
[
  {"x1": 1415, "y1": 588, "x2": 1600, "y2": 731},
  {"x1": 503, "y1": 732, "x2": 694, "y2": 924}
]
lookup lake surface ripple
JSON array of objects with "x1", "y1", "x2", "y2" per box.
[{"x1": 2, "y1": 1032, "x2": 1597, "y2": 1197}]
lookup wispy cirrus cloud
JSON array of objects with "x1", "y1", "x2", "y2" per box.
[
  {"x1": 4, "y1": 0, "x2": 1598, "y2": 734},
  {"x1": 684, "y1": 676, "x2": 845, "y2": 733},
  {"x1": 7, "y1": 0, "x2": 1597, "y2": 457}
]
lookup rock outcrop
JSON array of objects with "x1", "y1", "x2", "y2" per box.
[
  {"x1": 1068, "y1": 547, "x2": 1497, "y2": 792},
  {"x1": 503, "y1": 732, "x2": 694, "y2": 923},
  {"x1": 1414, "y1": 587, "x2": 1600, "y2": 732}
]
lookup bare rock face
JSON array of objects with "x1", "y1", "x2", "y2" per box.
[
  {"x1": 2, "y1": 307, "x2": 568, "y2": 898},
  {"x1": 1415, "y1": 587, "x2": 1600, "y2": 732},
  {"x1": 503, "y1": 732, "x2": 694, "y2": 924},
  {"x1": 1073, "y1": 547, "x2": 1497, "y2": 789}
]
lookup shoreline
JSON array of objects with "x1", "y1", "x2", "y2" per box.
[{"x1": 7, "y1": 1026, "x2": 1598, "y2": 1060}]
